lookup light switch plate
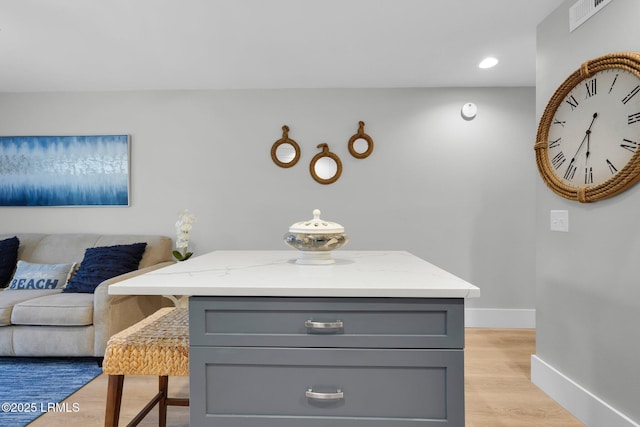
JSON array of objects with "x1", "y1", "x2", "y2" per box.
[{"x1": 550, "y1": 210, "x2": 569, "y2": 232}]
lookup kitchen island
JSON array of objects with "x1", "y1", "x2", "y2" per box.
[{"x1": 109, "y1": 250, "x2": 480, "y2": 427}]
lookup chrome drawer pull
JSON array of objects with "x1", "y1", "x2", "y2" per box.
[
  {"x1": 305, "y1": 320, "x2": 343, "y2": 329},
  {"x1": 305, "y1": 388, "x2": 344, "y2": 400}
]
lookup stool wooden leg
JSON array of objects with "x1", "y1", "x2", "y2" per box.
[
  {"x1": 159, "y1": 376, "x2": 169, "y2": 427},
  {"x1": 105, "y1": 375, "x2": 124, "y2": 427}
]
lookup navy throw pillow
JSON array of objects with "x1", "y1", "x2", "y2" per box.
[
  {"x1": 0, "y1": 236, "x2": 20, "y2": 288},
  {"x1": 63, "y1": 242, "x2": 147, "y2": 293}
]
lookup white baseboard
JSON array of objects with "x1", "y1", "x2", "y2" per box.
[
  {"x1": 531, "y1": 355, "x2": 639, "y2": 427},
  {"x1": 464, "y1": 308, "x2": 535, "y2": 328}
]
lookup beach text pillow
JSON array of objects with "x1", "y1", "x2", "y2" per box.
[{"x1": 7, "y1": 260, "x2": 75, "y2": 290}]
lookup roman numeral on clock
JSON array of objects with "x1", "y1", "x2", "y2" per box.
[
  {"x1": 628, "y1": 113, "x2": 640, "y2": 124},
  {"x1": 551, "y1": 151, "x2": 566, "y2": 169},
  {"x1": 584, "y1": 167, "x2": 593, "y2": 184},
  {"x1": 565, "y1": 95, "x2": 579, "y2": 110},
  {"x1": 622, "y1": 85, "x2": 640, "y2": 104},
  {"x1": 585, "y1": 79, "x2": 597, "y2": 98},
  {"x1": 609, "y1": 74, "x2": 619, "y2": 94},
  {"x1": 549, "y1": 137, "x2": 561, "y2": 149},
  {"x1": 621, "y1": 138, "x2": 639, "y2": 153},
  {"x1": 607, "y1": 159, "x2": 618, "y2": 174},
  {"x1": 564, "y1": 162, "x2": 577, "y2": 180}
]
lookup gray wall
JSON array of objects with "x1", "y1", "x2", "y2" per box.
[
  {"x1": 536, "y1": 0, "x2": 640, "y2": 422},
  {"x1": 0, "y1": 87, "x2": 535, "y2": 310}
]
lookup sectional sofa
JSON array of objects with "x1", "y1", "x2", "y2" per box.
[{"x1": 0, "y1": 233, "x2": 174, "y2": 357}]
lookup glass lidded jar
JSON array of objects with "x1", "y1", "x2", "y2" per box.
[{"x1": 284, "y1": 209, "x2": 349, "y2": 264}]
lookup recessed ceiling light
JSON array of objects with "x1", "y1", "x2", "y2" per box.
[{"x1": 478, "y1": 57, "x2": 499, "y2": 69}]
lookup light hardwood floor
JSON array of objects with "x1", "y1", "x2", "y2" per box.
[{"x1": 29, "y1": 328, "x2": 584, "y2": 426}]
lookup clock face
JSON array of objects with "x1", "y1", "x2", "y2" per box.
[{"x1": 546, "y1": 68, "x2": 640, "y2": 189}]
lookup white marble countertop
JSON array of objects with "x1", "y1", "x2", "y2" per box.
[{"x1": 108, "y1": 250, "x2": 480, "y2": 298}]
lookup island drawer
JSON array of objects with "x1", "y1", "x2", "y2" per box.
[
  {"x1": 189, "y1": 346, "x2": 464, "y2": 427},
  {"x1": 189, "y1": 296, "x2": 463, "y2": 349}
]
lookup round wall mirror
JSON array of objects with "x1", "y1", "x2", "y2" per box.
[
  {"x1": 274, "y1": 143, "x2": 298, "y2": 164},
  {"x1": 271, "y1": 125, "x2": 301, "y2": 168},
  {"x1": 350, "y1": 138, "x2": 371, "y2": 156},
  {"x1": 310, "y1": 143, "x2": 342, "y2": 185},
  {"x1": 348, "y1": 121, "x2": 374, "y2": 159},
  {"x1": 314, "y1": 157, "x2": 339, "y2": 180}
]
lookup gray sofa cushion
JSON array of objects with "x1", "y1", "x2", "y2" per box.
[
  {"x1": 0, "y1": 289, "x2": 61, "y2": 326},
  {"x1": 18, "y1": 234, "x2": 99, "y2": 265},
  {"x1": 11, "y1": 292, "x2": 94, "y2": 326}
]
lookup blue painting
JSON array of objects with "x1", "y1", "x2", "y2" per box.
[{"x1": 0, "y1": 135, "x2": 130, "y2": 206}]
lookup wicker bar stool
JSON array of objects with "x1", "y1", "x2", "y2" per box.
[{"x1": 102, "y1": 307, "x2": 189, "y2": 427}]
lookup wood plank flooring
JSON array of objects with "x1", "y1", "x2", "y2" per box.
[
  {"x1": 464, "y1": 329, "x2": 584, "y2": 427},
  {"x1": 29, "y1": 328, "x2": 584, "y2": 426}
]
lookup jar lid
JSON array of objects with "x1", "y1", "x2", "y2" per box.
[{"x1": 288, "y1": 209, "x2": 345, "y2": 234}]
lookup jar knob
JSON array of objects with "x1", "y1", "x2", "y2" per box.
[{"x1": 313, "y1": 209, "x2": 321, "y2": 220}]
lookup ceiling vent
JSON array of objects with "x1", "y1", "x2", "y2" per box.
[{"x1": 569, "y1": 0, "x2": 613, "y2": 32}]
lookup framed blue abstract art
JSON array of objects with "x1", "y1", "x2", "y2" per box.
[{"x1": 0, "y1": 135, "x2": 130, "y2": 206}]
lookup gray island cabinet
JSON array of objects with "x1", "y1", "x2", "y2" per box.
[
  {"x1": 108, "y1": 251, "x2": 480, "y2": 427},
  {"x1": 190, "y1": 296, "x2": 464, "y2": 426}
]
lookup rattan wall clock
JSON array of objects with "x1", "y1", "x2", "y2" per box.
[{"x1": 535, "y1": 52, "x2": 640, "y2": 202}]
